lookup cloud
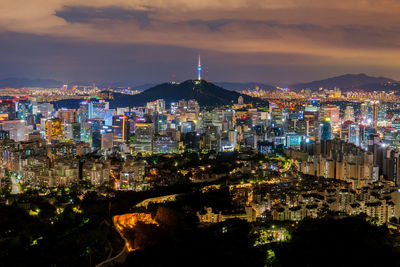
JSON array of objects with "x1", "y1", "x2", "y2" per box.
[{"x1": 1, "y1": 0, "x2": 400, "y2": 81}]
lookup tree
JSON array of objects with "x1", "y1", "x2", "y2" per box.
[
  {"x1": 272, "y1": 217, "x2": 397, "y2": 267},
  {"x1": 154, "y1": 207, "x2": 179, "y2": 230},
  {"x1": 389, "y1": 216, "x2": 398, "y2": 224},
  {"x1": 133, "y1": 222, "x2": 161, "y2": 250}
]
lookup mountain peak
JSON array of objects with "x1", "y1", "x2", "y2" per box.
[{"x1": 108, "y1": 80, "x2": 263, "y2": 107}]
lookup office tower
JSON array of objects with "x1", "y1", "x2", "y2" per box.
[
  {"x1": 16, "y1": 99, "x2": 32, "y2": 120},
  {"x1": 81, "y1": 118, "x2": 104, "y2": 144},
  {"x1": 349, "y1": 124, "x2": 360, "y2": 146},
  {"x1": 321, "y1": 105, "x2": 340, "y2": 126},
  {"x1": 112, "y1": 115, "x2": 130, "y2": 144},
  {"x1": 271, "y1": 108, "x2": 284, "y2": 128},
  {"x1": 134, "y1": 122, "x2": 154, "y2": 154},
  {"x1": 0, "y1": 120, "x2": 28, "y2": 141},
  {"x1": 378, "y1": 104, "x2": 387, "y2": 126},
  {"x1": 360, "y1": 100, "x2": 379, "y2": 127},
  {"x1": 92, "y1": 131, "x2": 102, "y2": 151},
  {"x1": 343, "y1": 106, "x2": 355, "y2": 122},
  {"x1": 178, "y1": 99, "x2": 188, "y2": 109},
  {"x1": 0, "y1": 99, "x2": 16, "y2": 120},
  {"x1": 371, "y1": 101, "x2": 379, "y2": 128},
  {"x1": 146, "y1": 99, "x2": 165, "y2": 114},
  {"x1": 295, "y1": 119, "x2": 309, "y2": 136},
  {"x1": 170, "y1": 102, "x2": 178, "y2": 114},
  {"x1": 340, "y1": 122, "x2": 360, "y2": 146},
  {"x1": 116, "y1": 107, "x2": 130, "y2": 116},
  {"x1": 319, "y1": 119, "x2": 333, "y2": 141},
  {"x1": 46, "y1": 118, "x2": 65, "y2": 143},
  {"x1": 35, "y1": 102, "x2": 54, "y2": 119},
  {"x1": 101, "y1": 131, "x2": 114, "y2": 150},
  {"x1": 202, "y1": 125, "x2": 221, "y2": 151},
  {"x1": 88, "y1": 99, "x2": 109, "y2": 119},
  {"x1": 228, "y1": 129, "x2": 238, "y2": 149},
  {"x1": 310, "y1": 98, "x2": 320, "y2": 107},
  {"x1": 153, "y1": 135, "x2": 178, "y2": 154},
  {"x1": 59, "y1": 108, "x2": 77, "y2": 124},
  {"x1": 78, "y1": 101, "x2": 89, "y2": 123},
  {"x1": 188, "y1": 99, "x2": 200, "y2": 113}
]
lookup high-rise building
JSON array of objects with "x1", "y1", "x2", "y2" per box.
[
  {"x1": 101, "y1": 131, "x2": 114, "y2": 151},
  {"x1": 16, "y1": 99, "x2": 32, "y2": 120},
  {"x1": 153, "y1": 135, "x2": 178, "y2": 154},
  {"x1": 78, "y1": 101, "x2": 89, "y2": 123},
  {"x1": 59, "y1": 109, "x2": 77, "y2": 124},
  {"x1": 319, "y1": 119, "x2": 333, "y2": 141},
  {"x1": 295, "y1": 119, "x2": 309, "y2": 136},
  {"x1": 271, "y1": 108, "x2": 284, "y2": 128},
  {"x1": 202, "y1": 125, "x2": 221, "y2": 151},
  {"x1": 134, "y1": 122, "x2": 154, "y2": 154},
  {"x1": 0, "y1": 99, "x2": 16, "y2": 120},
  {"x1": 146, "y1": 99, "x2": 165, "y2": 114},
  {"x1": 88, "y1": 99, "x2": 109, "y2": 119},
  {"x1": 92, "y1": 131, "x2": 102, "y2": 151},
  {"x1": 112, "y1": 115, "x2": 130, "y2": 144},
  {"x1": 66, "y1": 122, "x2": 81, "y2": 142},
  {"x1": 371, "y1": 101, "x2": 379, "y2": 128},
  {"x1": 0, "y1": 120, "x2": 28, "y2": 141},
  {"x1": 343, "y1": 106, "x2": 355, "y2": 122},
  {"x1": 321, "y1": 105, "x2": 340, "y2": 126},
  {"x1": 46, "y1": 118, "x2": 65, "y2": 144}
]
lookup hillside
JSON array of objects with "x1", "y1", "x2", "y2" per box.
[
  {"x1": 108, "y1": 80, "x2": 263, "y2": 107},
  {"x1": 291, "y1": 73, "x2": 397, "y2": 91}
]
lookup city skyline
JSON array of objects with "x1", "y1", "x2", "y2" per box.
[
  {"x1": 2, "y1": 2, "x2": 400, "y2": 266},
  {"x1": 2, "y1": 1, "x2": 400, "y2": 84}
]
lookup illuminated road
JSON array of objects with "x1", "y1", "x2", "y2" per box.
[{"x1": 135, "y1": 194, "x2": 181, "y2": 208}]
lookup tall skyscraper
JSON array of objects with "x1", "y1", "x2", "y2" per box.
[
  {"x1": 371, "y1": 101, "x2": 379, "y2": 128},
  {"x1": 134, "y1": 122, "x2": 154, "y2": 154},
  {"x1": 46, "y1": 118, "x2": 65, "y2": 144},
  {"x1": 0, "y1": 120, "x2": 28, "y2": 142},
  {"x1": 319, "y1": 118, "x2": 333, "y2": 141},
  {"x1": 59, "y1": 109, "x2": 77, "y2": 124},
  {"x1": 321, "y1": 105, "x2": 340, "y2": 127},
  {"x1": 343, "y1": 106, "x2": 355, "y2": 122},
  {"x1": 112, "y1": 115, "x2": 130, "y2": 144}
]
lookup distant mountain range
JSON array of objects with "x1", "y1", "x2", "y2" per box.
[
  {"x1": 1, "y1": 73, "x2": 400, "y2": 92},
  {"x1": 290, "y1": 73, "x2": 398, "y2": 91}
]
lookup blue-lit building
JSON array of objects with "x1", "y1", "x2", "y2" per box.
[{"x1": 319, "y1": 119, "x2": 333, "y2": 141}]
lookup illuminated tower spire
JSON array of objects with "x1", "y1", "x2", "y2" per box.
[{"x1": 197, "y1": 54, "x2": 202, "y2": 80}]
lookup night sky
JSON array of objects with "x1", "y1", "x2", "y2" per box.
[{"x1": 1, "y1": 0, "x2": 400, "y2": 85}]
